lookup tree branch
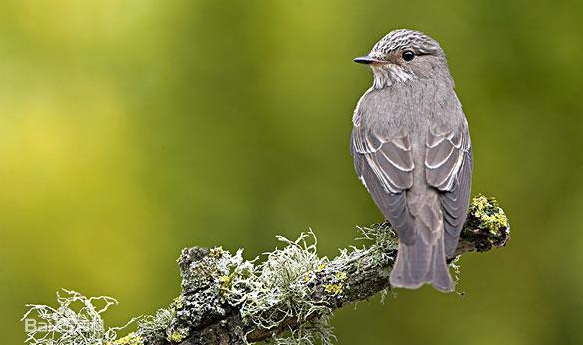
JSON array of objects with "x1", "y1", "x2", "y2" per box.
[{"x1": 118, "y1": 195, "x2": 509, "y2": 345}]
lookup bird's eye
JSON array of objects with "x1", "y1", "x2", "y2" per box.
[{"x1": 402, "y1": 50, "x2": 415, "y2": 62}]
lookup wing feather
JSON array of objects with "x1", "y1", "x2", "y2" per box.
[
  {"x1": 425, "y1": 125, "x2": 473, "y2": 257},
  {"x1": 351, "y1": 125, "x2": 415, "y2": 244}
]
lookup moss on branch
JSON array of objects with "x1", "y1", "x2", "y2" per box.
[{"x1": 22, "y1": 195, "x2": 509, "y2": 345}]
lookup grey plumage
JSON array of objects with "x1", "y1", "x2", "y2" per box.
[{"x1": 351, "y1": 29, "x2": 472, "y2": 292}]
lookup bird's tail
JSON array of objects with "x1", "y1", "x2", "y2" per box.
[
  {"x1": 389, "y1": 207, "x2": 454, "y2": 292},
  {"x1": 389, "y1": 237, "x2": 453, "y2": 292}
]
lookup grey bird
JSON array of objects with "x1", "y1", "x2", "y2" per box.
[{"x1": 351, "y1": 29, "x2": 472, "y2": 292}]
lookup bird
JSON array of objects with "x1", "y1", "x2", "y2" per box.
[{"x1": 350, "y1": 29, "x2": 472, "y2": 292}]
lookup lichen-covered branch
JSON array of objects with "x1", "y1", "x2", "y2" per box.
[{"x1": 22, "y1": 195, "x2": 509, "y2": 345}]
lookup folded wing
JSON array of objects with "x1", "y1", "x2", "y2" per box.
[
  {"x1": 425, "y1": 125, "x2": 473, "y2": 257},
  {"x1": 351, "y1": 125, "x2": 416, "y2": 244}
]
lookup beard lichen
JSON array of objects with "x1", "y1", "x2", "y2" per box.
[
  {"x1": 225, "y1": 231, "x2": 335, "y2": 344},
  {"x1": 21, "y1": 289, "x2": 140, "y2": 345}
]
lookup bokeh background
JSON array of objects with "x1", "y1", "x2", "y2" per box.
[{"x1": 1, "y1": 1, "x2": 582, "y2": 344}]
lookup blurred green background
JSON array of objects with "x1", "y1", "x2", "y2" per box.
[{"x1": 1, "y1": 0, "x2": 582, "y2": 344}]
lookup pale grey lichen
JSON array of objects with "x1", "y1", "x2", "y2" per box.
[
  {"x1": 267, "y1": 315, "x2": 335, "y2": 345},
  {"x1": 136, "y1": 307, "x2": 173, "y2": 345},
  {"x1": 355, "y1": 223, "x2": 400, "y2": 274},
  {"x1": 21, "y1": 289, "x2": 139, "y2": 345},
  {"x1": 231, "y1": 232, "x2": 328, "y2": 326}
]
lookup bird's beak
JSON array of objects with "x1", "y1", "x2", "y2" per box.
[{"x1": 353, "y1": 55, "x2": 382, "y2": 64}]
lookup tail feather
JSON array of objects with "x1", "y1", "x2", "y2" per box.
[{"x1": 390, "y1": 236, "x2": 454, "y2": 292}]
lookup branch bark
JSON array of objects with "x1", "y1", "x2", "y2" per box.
[{"x1": 135, "y1": 195, "x2": 509, "y2": 345}]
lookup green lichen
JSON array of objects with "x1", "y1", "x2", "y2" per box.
[
  {"x1": 219, "y1": 275, "x2": 232, "y2": 296},
  {"x1": 324, "y1": 284, "x2": 343, "y2": 295},
  {"x1": 172, "y1": 295, "x2": 184, "y2": 311},
  {"x1": 209, "y1": 247, "x2": 226, "y2": 258},
  {"x1": 167, "y1": 326, "x2": 189, "y2": 343},
  {"x1": 322, "y1": 271, "x2": 348, "y2": 296},
  {"x1": 469, "y1": 194, "x2": 509, "y2": 235},
  {"x1": 113, "y1": 332, "x2": 143, "y2": 345},
  {"x1": 462, "y1": 194, "x2": 510, "y2": 252}
]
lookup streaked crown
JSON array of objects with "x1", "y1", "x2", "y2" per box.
[{"x1": 371, "y1": 29, "x2": 443, "y2": 57}]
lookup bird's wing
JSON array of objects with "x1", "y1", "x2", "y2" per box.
[
  {"x1": 425, "y1": 123, "x2": 473, "y2": 257},
  {"x1": 351, "y1": 125, "x2": 415, "y2": 243}
]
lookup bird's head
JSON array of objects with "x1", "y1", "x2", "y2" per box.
[{"x1": 354, "y1": 29, "x2": 453, "y2": 89}]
